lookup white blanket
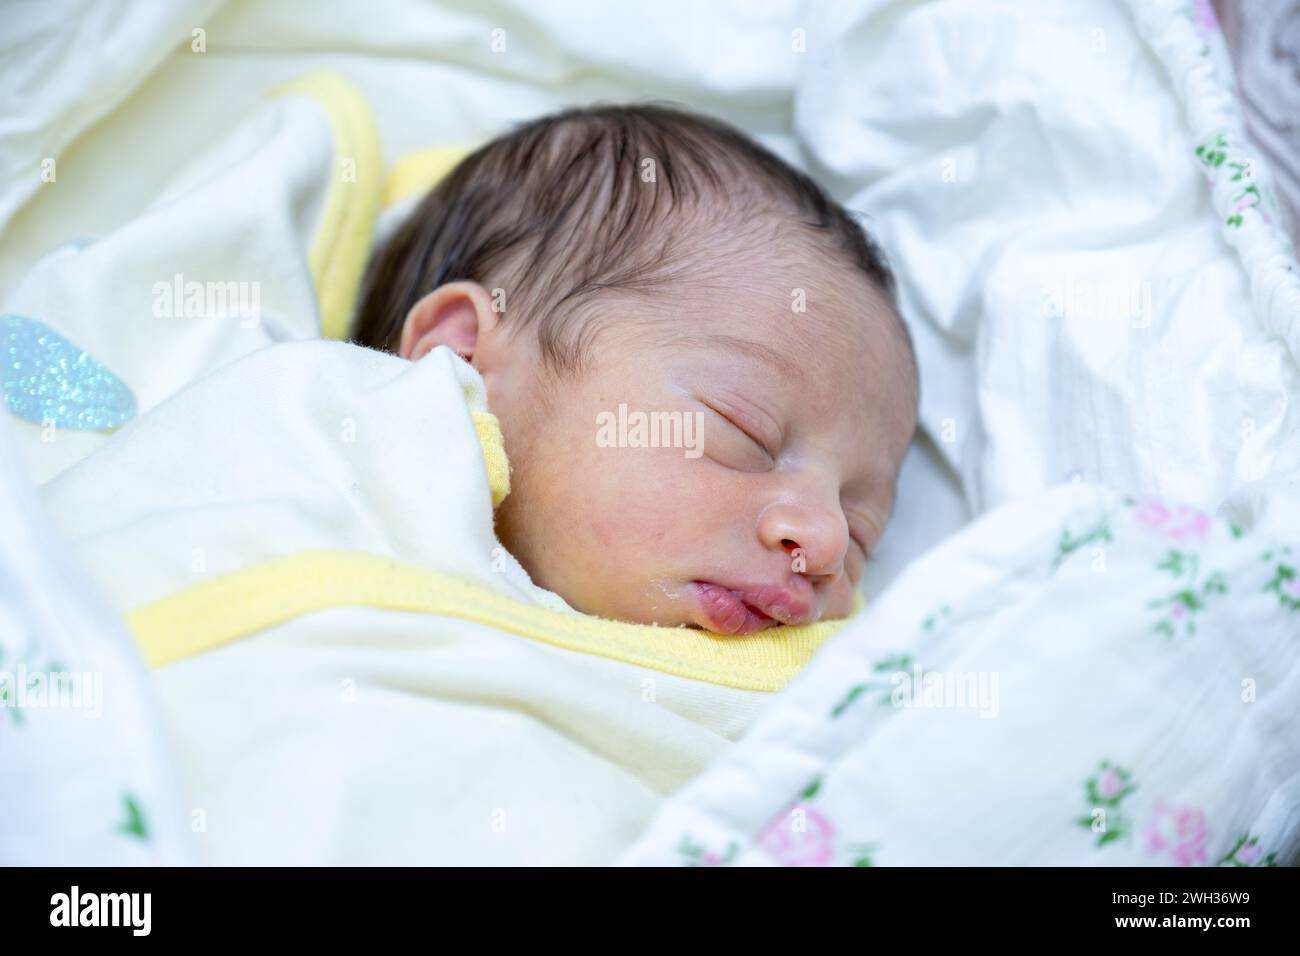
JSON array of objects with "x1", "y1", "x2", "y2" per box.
[
  {"x1": 796, "y1": 0, "x2": 1300, "y2": 518},
  {"x1": 39, "y1": 339, "x2": 805, "y2": 865},
  {"x1": 619, "y1": 479, "x2": 1300, "y2": 866},
  {"x1": 0, "y1": 413, "x2": 195, "y2": 865}
]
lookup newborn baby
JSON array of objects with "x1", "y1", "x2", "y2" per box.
[
  {"x1": 354, "y1": 104, "x2": 919, "y2": 635},
  {"x1": 28, "y1": 98, "x2": 923, "y2": 864}
]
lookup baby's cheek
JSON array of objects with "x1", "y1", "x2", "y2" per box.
[
  {"x1": 574, "y1": 453, "x2": 662, "y2": 544},
  {"x1": 825, "y1": 582, "x2": 857, "y2": 620},
  {"x1": 820, "y1": 549, "x2": 863, "y2": 614}
]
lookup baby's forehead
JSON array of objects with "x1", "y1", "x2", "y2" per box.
[{"x1": 681, "y1": 266, "x2": 909, "y2": 384}]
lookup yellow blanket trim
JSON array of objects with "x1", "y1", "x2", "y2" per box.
[
  {"x1": 382, "y1": 145, "x2": 473, "y2": 209},
  {"x1": 126, "y1": 551, "x2": 862, "y2": 692},
  {"x1": 271, "y1": 72, "x2": 382, "y2": 342},
  {"x1": 470, "y1": 410, "x2": 510, "y2": 507}
]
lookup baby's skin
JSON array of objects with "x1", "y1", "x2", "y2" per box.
[{"x1": 397, "y1": 257, "x2": 917, "y2": 635}]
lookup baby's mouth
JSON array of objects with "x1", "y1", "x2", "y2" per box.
[{"x1": 688, "y1": 581, "x2": 808, "y2": 635}]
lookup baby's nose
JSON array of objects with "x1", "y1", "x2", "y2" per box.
[{"x1": 759, "y1": 504, "x2": 848, "y2": 579}]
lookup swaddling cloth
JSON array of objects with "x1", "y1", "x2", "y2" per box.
[
  {"x1": 7, "y1": 68, "x2": 854, "y2": 862},
  {"x1": 38, "y1": 341, "x2": 852, "y2": 864}
]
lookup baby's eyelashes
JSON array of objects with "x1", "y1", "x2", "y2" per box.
[{"x1": 700, "y1": 404, "x2": 776, "y2": 471}]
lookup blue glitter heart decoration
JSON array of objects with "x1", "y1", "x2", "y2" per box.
[{"x1": 2, "y1": 313, "x2": 136, "y2": 430}]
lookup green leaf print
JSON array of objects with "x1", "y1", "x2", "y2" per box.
[
  {"x1": 1148, "y1": 550, "x2": 1228, "y2": 638},
  {"x1": 1053, "y1": 522, "x2": 1112, "y2": 572},
  {"x1": 1262, "y1": 547, "x2": 1300, "y2": 612},
  {"x1": 830, "y1": 653, "x2": 916, "y2": 717},
  {"x1": 118, "y1": 793, "x2": 149, "y2": 841}
]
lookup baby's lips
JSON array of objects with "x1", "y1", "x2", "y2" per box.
[
  {"x1": 691, "y1": 583, "x2": 760, "y2": 635},
  {"x1": 738, "y1": 582, "x2": 816, "y2": 626},
  {"x1": 690, "y1": 580, "x2": 815, "y2": 633}
]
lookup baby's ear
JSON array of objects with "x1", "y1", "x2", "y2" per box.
[{"x1": 398, "y1": 281, "x2": 496, "y2": 362}]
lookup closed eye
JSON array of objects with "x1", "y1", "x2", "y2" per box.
[{"x1": 702, "y1": 401, "x2": 775, "y2": 461}]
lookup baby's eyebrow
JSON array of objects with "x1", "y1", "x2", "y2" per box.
[{"x1": 675, "y1": 333, "x2": 788, "y2": 373}]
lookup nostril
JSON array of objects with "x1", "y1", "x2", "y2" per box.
[{"x1": 780, "y1": 538, "x2": 799, "y2": 552}]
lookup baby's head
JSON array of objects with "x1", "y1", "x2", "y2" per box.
[{"x1": 355, "y1": 104, "x2": 918, "y2": 634}]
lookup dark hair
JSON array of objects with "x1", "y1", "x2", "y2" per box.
[{"x1": 352, "y1": 103, "x2": 909, "y2": 377}]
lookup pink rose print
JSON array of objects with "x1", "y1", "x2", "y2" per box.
[
  {"x1": 1217, "y1": 833, "x2": 1278, "y2": 867},
  {"x1": 1143, "y1": 801, "x2": 1210, "y2": 866},
  {"x1": 1078, "y1": 760, "x2": 1136, "y2": 847},
  {"x1": 1097, "y1": 768, "x2": 1123, "y2": 799},
  {"x1": 758, "y1": 803, "x2": 837, "y2": 867},
  {"x1": 1133, "y1": 497, "x2": 1212, "y2": 545}
]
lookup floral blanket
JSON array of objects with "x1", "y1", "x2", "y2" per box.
[{"x1": 617, "y1": 481, "x2": 1300, "y2": 866}]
